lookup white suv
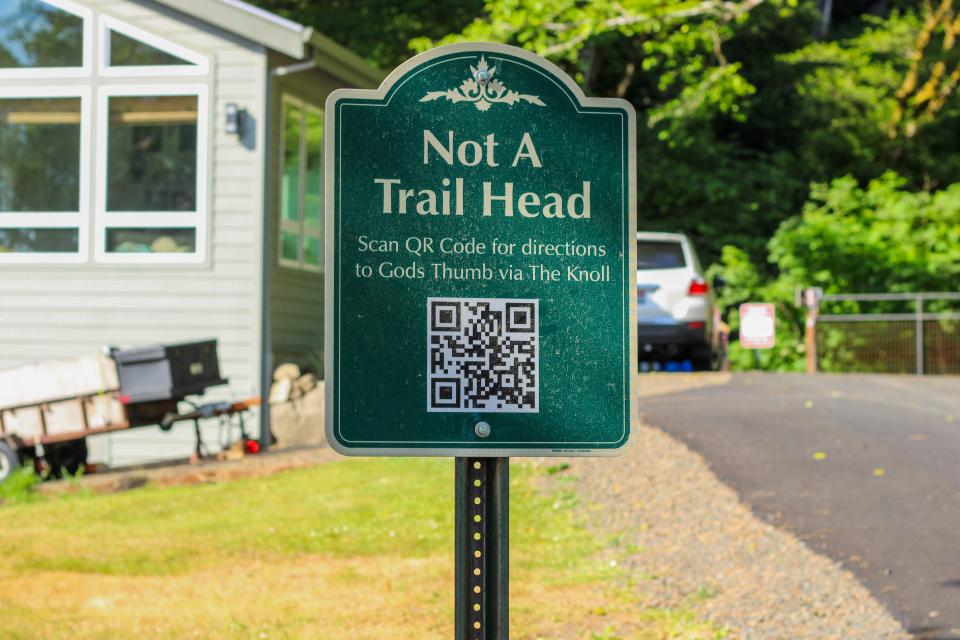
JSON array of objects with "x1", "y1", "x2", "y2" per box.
[{"x1": 636, "y1": 232, "x2": 724, "y2": 370}]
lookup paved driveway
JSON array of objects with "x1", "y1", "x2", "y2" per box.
[{"x1": 640, "y1": 373, "x2": 960, "y2": 640}]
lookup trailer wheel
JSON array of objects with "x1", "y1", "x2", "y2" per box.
[
  {"x1": 44, "y1": 439, "x2": 88, "y2": 479},
  {"x1": 0, "y1": 441, "x2": 20, "y2": 482}
]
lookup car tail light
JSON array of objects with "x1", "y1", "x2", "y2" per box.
[
  {"x1": 688, "y1": 278, "x2": 709, "y2": 296},
  {"x1": 688, "y1": 321, "x2": 705, "y2": 329}
]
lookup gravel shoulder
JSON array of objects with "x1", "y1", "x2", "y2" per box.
[{"x1": 555, "y1": 373, "x2": 909, "y2": 640}]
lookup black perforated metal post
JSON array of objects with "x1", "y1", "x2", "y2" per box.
[{"x1": 455, "y1": 457, "x2": 509, "y2": 640}]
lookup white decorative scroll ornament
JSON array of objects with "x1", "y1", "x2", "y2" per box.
[{"x1": 420, "y1": 56, "x2": 546, "y2": 111}]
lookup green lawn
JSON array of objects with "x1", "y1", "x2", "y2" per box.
[{"x1": 0, "y1": 458, "x2": 724, "y2": 639}]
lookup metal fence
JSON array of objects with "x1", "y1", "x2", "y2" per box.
[{"x1": 815, "y1": 292, "x2": 960, "y2": 375}]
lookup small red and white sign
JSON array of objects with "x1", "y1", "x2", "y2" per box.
[{"x1": 739, "y1": 303, "x2": 776, "y2": 349}]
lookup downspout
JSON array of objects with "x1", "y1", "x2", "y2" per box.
[
  {"x1": 259, "y1": 54, "x2": 320, "y2": 452},
  {"x1": 273, "y1": 59, "x2": 319, "y2": 77},
  {"x1": 259, "y1": 63, "x2": 275, "y2": 452}
]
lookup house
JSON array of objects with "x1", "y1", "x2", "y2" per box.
[{"x1": 0, "y1": 0, "x2": 381, "y2": 465}]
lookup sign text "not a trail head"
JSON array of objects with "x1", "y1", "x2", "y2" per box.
[{"x1": 373, "y1": 131, "x2": 592, "y2": 219}]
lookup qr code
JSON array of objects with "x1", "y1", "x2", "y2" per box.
[{"x1": 428, "y1": 297, "x2": 539, "y2": 413}]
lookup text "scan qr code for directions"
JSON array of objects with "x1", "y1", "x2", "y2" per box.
[{"x1": 428, "y1": 297, "x2": 539, "y2": 413}]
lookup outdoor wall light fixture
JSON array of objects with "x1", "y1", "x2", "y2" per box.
[{"x1": 225, "y1": 102, "x2": 241, "y2": 135}]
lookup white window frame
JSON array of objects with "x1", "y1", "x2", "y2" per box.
[
  {"x1": 0, "y1": 0, "x2": 92, "y2": 79},
  {"x1": 0, "y1": 85, "x2": 91, "y2": 263},
  {"x1": 279, "y1": 95, "x2": 324, "y2": 272},
  {"x1": 94, "y1": 84, "x2": 209, "y2": 264},
  {"x1": 98, "y1": 15, "x2": 208, "y2": 78}
]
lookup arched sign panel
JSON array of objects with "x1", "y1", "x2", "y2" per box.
[{"x1": 325, "y1": 43, "x2": 637, "y2": 456}]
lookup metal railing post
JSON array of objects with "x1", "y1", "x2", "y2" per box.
[
  {"x1": 804, "y1": 289, "x2": 819, "y2": 374},
  {"x1": 915, "y1": 295, "x2": 925, "y2": 375}
]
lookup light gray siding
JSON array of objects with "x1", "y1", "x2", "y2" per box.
[
  {"x1": 266, "y1": 56, "x2": 347, "y2": 372},
  {"x1": 0, "y1": 0, "x2": 267, "y2": 465}
]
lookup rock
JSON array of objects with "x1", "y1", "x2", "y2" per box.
[
  {"x1": 295, "y1": 372, "x2": 318, "y2": 395},
  {"x1": 271, "y1": 372, "x2": 319, "y2": 407},
  {"x1": 269, "y1": 378, "x2": 292, "y2": 405},
  {"x1": 273, "y1": 363, "x2": 301, "y2": 382},
  {"x1": 270, "y1": 380, "x2": 326, "y2": 448},
  {"x1": 289, "y1": 383, "x2": 303, "y2": 401}
]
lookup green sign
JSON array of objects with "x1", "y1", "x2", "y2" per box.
[{"x1": 324, "y1": 43, "x2": 637, "y2": 456}]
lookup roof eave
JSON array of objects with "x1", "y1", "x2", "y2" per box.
[
  {"x1": 152, "y1": 0, "x2": 384, "y2": 85},
  {"x1": 304, "y1": 29, "x2": 386, "y2": 88},
  {"x1": 153, "y1": 0, "x2": 305, "y2": 58}
]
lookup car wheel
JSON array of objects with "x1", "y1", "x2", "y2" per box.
[
  {"x1": 691, "y1": 346, "x2": 714, "y2": 371},
  {"x1": 0, "y1": 441, "x2": 21, "y2": 483}
]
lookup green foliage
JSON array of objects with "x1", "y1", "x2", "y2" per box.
[
  {"x1": 713, "y1": 172, "x2": 960, "y2": 370},
  {"x1": 0, "y1": 467, "x2": 42, "y2": 506},
  {"x1": 409, "y1": 1, "x2": 960, "y2": 270},
  {"x1": 771, "y1": 173, "x2": 960, "y2": 292},
  {"x1": 414, "y1": 0, "x2": 819, "y2": 263}
]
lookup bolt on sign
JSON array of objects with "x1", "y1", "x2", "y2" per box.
[
  {"x1": 739, "y1": 303, "x2": 776, "y2": 349},
  {"x1": 325, "y1": 43, "x2": 638, "y2": 456}
]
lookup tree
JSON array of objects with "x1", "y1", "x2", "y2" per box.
[
  {"x1": 247, "y1": 0, "x2": 483, "y2": 70},
  {"x1": 891, "y1": 0, "x2": 960, "y2": 144},
  {"x1": 783, "y1": 9, "x2": 960, "y2": 191},
  {"x1": 252, "y1": 1, "x2": 960, "y2": 270},
  {"x1": 414, "y1": 0, "x2": 819, "y2": 265}
]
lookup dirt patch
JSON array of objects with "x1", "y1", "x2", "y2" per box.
[
  {"x1": 0, "y1": 556, "x2": 451, "y2": 640},
  {"x1": 0, "y1": 553, "x2": 664, "y2": 640},
  {"x1": 38, "y1": 445, "x2": 338, "y2": 496}
]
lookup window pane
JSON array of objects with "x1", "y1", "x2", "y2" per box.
[
  {"x1": 637, "y1": 240, "x2": 686, "y2": 270},
  {"x1": 281, "y1": 231, "x2": 298, "y2": 262},
  {"x1": 107, "y1": 95, "x2": 197, "y2": 212},
  {"x1": 303, "y1": 235, "x2": 321, "y2": 267},
  {"x1": 281, "y1": 104, "x2": 301, "y2": 223},
  {"x1": 304, "y1": 109, "x2": 322, "y2": 229},
  {"x1": 0, "y1": 97, "x2": 80, "y2": 212},
  {"x1": 109, "y1": 30, "x2": 193, "y2": 67},
  {"x1": 106, "y1": 227, "x2": 196, "y2": 253},
  {"x1": 0, "y1": 0, "x2": 83, "y2": 68},
  {"x1": 0, "y1": 227, "x2": 77, "y2": 253}
]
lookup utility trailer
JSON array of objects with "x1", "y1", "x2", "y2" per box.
[{"x1": 0, "y1": 340, "x2": 259, "y2": 482}]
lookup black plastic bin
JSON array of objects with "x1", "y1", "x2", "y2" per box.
[{"x1": 111, "y1": 339, "x2": 228, "y2": 404}]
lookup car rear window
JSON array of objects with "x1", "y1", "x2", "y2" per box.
[{"x1": 637, "y1": 240, "x2": 686, "y2": 269}]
